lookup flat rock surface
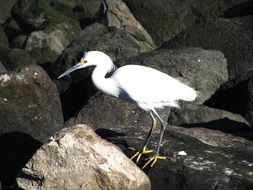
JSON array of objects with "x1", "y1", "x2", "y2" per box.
[{"x1": 95, "y1": 124, "x2": 253, "y2": 190}]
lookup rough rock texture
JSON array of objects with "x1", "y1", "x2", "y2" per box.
[
  {"x1": 123, "y1": 0, "x2": 248, "y2": 45},
  {"x1": 0, "y1": 0, "x2": 17, "y2": 25},
  {"x1": 0, "y1": 64, "x2": 63, "y2": 142},
  {"x1": 10, "y1": 34, "x2": 27, "y2": 49},
  {"x1": 102, "y1": 0, "x2": 154, "y2": 52},
  {"x1": 0, "y1": 49, "x2": 37, "y2": 72},
  {"x1": 12, "y1": 0, "x2": 79, "y2": 34},
  {"x1": 26, "y1": 22, "x2": 80, "y2": 65},
  {"x1": 168, "y1": 102, "x2": 251, "y2": 133},
  {"x1": 162, "y1": 18, "x2": 253, "y2": 87},
  {"x1": 206, "y1": 72, "x2": 253, "y2": 126},
  {"x1": 11, "y1": 0, "x2": 80, "y2": 65},
  {"x1": 50, "y1": 0, "x2": 102, "y2": 28},
  {"x1": 17, "y1": 124, "x2": 151, "y2": 190},
  {"x1": 0, "y1": 27, "x2": 9, "y2": 50},
  {"x1": 4, "y1": 19, "x2": 22, "y2": 39},
  {"x1": 0, "y1": 62, "x2": 7, "y2": 74},
  {"x1": 116, "y1": 48, "x2": 228, "y2": 104},
  {"x1": 230, "y1": 15, "x2": 253, "y2": 39},
  {"x1": 122, "y1": 0, "x2": 198, "y2": 45},
  {"x1": 67, "y1": 93, "x2": 252, "y2": 144},
  {"x1": 92, "y1": 123, "x2": 253, "y2": 190}
]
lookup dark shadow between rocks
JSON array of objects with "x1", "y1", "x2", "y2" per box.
[
  {"x1": 95, "y1": 128, "x2": 129, "y2": 151},
  {"x1": 60, "y1": 77, "x2": 97, "y2": 121},
  {"x1": 222, "y1": 1, "x2": 253, "y2": 18},
  {"x1": 179, "y1": 119, "x2": 253, "y2": 141},
  {"x1": 0, "y1": 132, "x2": 42, "y2": 189}
]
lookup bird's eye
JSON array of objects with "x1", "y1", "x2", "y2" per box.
[{"x1": 81, "y1": 60, "x2": 87, "y2": 64}]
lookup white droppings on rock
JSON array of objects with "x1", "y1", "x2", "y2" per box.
[
  {"x1": 187, "y1": 160, "x2": 216, "y2": 171},
  {"x1": 0, "y1": 74, "x2": 11, "y2": 83},
  {"x1": 178, "y1": 151, "x2": 187, "y2": 156},
  {"x1": 15, "y1": 73, "x2": 25, "y2": 80},
  {"x1": 242, "y1": 160, "x2": 253, "y2": 167},
  {"x1": 224, "y1": 168, "x2": 233, "y2": 175}
]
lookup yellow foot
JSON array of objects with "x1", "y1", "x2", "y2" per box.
[
  {"x1": 142, "y1": 155, "x2": 166, "y2": 169},
  {"x1": 129, "y1": 146, "x2": 154, "y2": 163}
]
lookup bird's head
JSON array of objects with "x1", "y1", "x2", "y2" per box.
[{"x1": 58, "y1": 51, "x2": 113, "y2": 79}]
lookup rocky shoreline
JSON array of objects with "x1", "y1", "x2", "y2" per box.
[{"x1": 0, "y1": 0, "x2": 253, "y2": 189}]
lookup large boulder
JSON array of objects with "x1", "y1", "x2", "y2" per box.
[
  {"x1": 66, "y1": 92, "x2": 252, "y2": 143},
  {"x1": 122, "y1": 0, "x2": 197, "y2": 45},
  {"x1": 101, "y1": 0, "x2": 154, "y2": 52},
  {"x1": 12, "y1": 0, "x2": 79, "y2": 34},
  {"x1": 168, "y1": 103, "x2": 251, "y2": 134},
  {"x1": 0, "y1": 0, "x2": 17, "y2": 25},
  {"x1": 50, "y1": 0, "x2": 103, "y2": 28},
  {"x1": 0, "y1": 64, "x2": 63, "y2": 142},
  {"x1": 122, "y1": 0, "x2": 248, "y2": 44},
  {"x1": 12, "y1": 0, "x2": 81, "y2": 65},
  {"x1": 64, "y1": 119, "x2": 253, "y2": 189},
  {"x1": 26, "y1": 22, "x2": 79, "y2": 65},
  {"x1": 17, "y1": 124, "x2": 151, "y2": 190},
  {"x1": 0, "y1": 49, "x2": 37, "y2": 72},
  {"x1": 206, "y1": 72, "x2": 253, "y2": 126},
  {"x1": 162, "y1": 18, "x2": 253, "y2": 87}
]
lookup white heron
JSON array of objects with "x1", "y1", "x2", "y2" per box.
[{"x1": 58, "y1": 51, "x2": 197, "y2": 169}]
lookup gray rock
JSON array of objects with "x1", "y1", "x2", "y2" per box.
[
  {"x1": 66, "y1": 93, "x2": 148, "y2": 129},
  {"x1": 0, "y1": 0, "x2": 17, "y2": 25},
  {"x1": 10, "y1": 34, "x2": 27, "y2": 49},
  {"x1": 50, "y1": 0, "x2": 102, "y2": 25},
  {"x1": 122, "y1": 0, "x2": 197, "y2": 45},
  {"x1": 123, "y1": 0, "x2": 249, "y2": 45},
  {"x1": 206, "y1": 72, "x2": 253, "y2": 126},
  {"x1": 0, "y1": 62, "x2": 7, "y2": 74},
  {"x1": 116, "y1": 48, "x2": 228, "y2": 104},
  {"x1": 0, "y1": 49, "x2": 36, "y2": 72},
  {"x1": 102, "y1": 0, "x2": 155, "y2": 52},
  {"x1": 12, "y1": 0, "x2": 80, "y2": 33},
  {"x1": 162, "y1": 18, "x2": 253, "y2": 87},
  {"x1": 100, "y1": 123, "x2": 253, "y2": 190},
  {"x1": 0, "y1": 27, "x2": 8, "y2": 50},
  {"x1": 4, "y1": 19, "x2": 22, "y2": 39},
  {"x1": 0, "y1": 64, "x2": 63, "y2": 142},
  {"x1": 67, "y1": 92, "x2": 252, "y2": 144},
  {"x1": 168, "y1": 102, "x2": 251, "y2": 134},
  {"x1": 230, "y1": 15, "x2": 253, "y2": 40},
  {"x1": 26, "y1": 22, "x2": 80, "y2": 65},
  {"x1": 17, "y1": 124, "x2": 151, "y2": 190}
]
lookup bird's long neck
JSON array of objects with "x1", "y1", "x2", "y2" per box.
[{"x1": 91, "y1": 63, "x2": 118, "y2": 97}]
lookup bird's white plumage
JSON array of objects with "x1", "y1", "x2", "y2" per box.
[
  {"x1": 58, "y1": 51, "x2": 198, "y2": 165},
  {"x1": 111, "y1": 65, "x2": 196, "y2": 111}
]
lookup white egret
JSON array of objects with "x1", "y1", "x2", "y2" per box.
[{"x1": 58, "y1": 51, "x2": 197, "y2": 169}]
